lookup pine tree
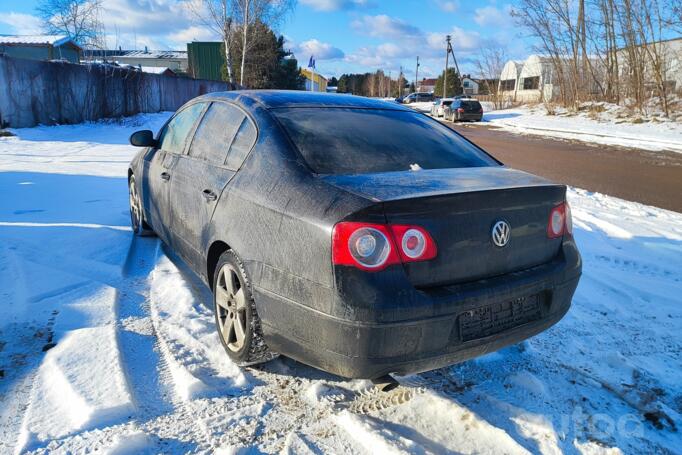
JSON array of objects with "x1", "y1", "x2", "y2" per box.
[
  {"x1": 434, "y1": 68, "x2": 463, "y2": 97},
  {"x1": 224, "y1": 21, "x2": 304, "y2": 89}
]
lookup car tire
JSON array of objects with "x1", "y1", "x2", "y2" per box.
[
  {"x1": 128, "y1": 175, "x2": 154, "y2": 236},
  {"x1": 213, "y1": 249, "x2": 276, "y2": 367}
]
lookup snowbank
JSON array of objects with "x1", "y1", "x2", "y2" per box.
[
  {"x1": 483, "y1": 105, "x2": 682, "y2": 153},
  {"x1": 1, "y1": 115, "x2": 680, "y2": 453}
]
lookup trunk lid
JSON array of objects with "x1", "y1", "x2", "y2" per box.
[{"x1": 321, "y1": 167, "x2": 566, "y2": 287}]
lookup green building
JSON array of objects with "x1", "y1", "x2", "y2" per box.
[
  {"x1": 0, "y1": 35, "x2": 81, "y2": 63},
  {"x1": 187, "y1": 42, "x2": 226, "y2": 82}
]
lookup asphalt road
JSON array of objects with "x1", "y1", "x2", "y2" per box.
[{"x1": 446, "y1": 122, "x2": 682, "y2": 213}]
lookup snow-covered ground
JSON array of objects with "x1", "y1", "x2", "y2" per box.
[
  {"x1": 407, "y1": 101, "x2": 434, "y2": 113},
  {"x1": 482, "y1": 105, "x2": 682, "y2": 154},
  {"x1": 1, "y1": 115, "x2": 681, "y2": 454}
]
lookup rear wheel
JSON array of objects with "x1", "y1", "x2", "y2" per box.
[
  {"x1": 128, "y1": 175, "x2": 154, "y2": 236},
  {"x1": 213, "y1": 250, "x2": 276, "y2": 366}
]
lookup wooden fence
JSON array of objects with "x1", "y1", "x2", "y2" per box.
[{"x1": 0, "y1": 54, "x2": 233, "y2": 128}]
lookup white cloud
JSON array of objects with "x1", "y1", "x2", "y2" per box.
[
  {"x1": 344, "y1": 46, "x2": 391, "y2": 68},
  {"x1": 344, "y1": 22, "x2": 482, "y2": 77},
  {"x1": 103, "y1": 0, "x2": 190, "y2": 36},
  {"x1": 351, "y1": 15, "x2": 421, "y2": 40},
  {"x1": 473, "y1": 5, "x2": 512, "y2": 27},
  {"x1": 426, "y1": 27, "x2": 481, "y2": 53},
  {"x1": 300, "y1": 0, "x2": 372, "y2": 12},
  {"x1": 166, "y1": 26, "x2": 220, "y2": 48},
  {"x1": 0, "y1": 12, "x2": 43, "y2": 35},
  {"x1": 435, "y1": 0, "x2": 459, "y2": 12},
  {"x1": 293, "y1": 38, "x2": 345, "y2": 60}
]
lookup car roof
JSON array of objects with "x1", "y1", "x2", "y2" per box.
[{"x1": 196, "y1": 90, "x2": 413, "y2": 111}]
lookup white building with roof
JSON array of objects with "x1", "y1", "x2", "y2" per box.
[
  {"x1": 107, "y1": 49, "x2": 188, "y2": 72},
  {"x1": 462, "y1": 77, "x2": 479, "y2": 96},
  {"x1": 616, "y1": 37, "x2": 682, "y2": 94},
  {"x1": 499, "y1": 55, "x2": 560, "y2": 103}
]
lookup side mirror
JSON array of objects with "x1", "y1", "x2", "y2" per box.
[{"x1": 129, "y1": 130, "x2": 157, "y2": 147}]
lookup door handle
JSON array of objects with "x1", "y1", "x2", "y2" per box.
[
  {"x1": 160, "y1": 172, "x2": 170, "y2": 181},
  {"x1": 202, "y1": 189, "x2": 218, "y2": 202}
]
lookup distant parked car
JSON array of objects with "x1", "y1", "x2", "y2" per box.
[
  {"x1": 430, "y1": 98, "x2": 454, "y2": 117},
  {"x1": 402, "y1": 92, "x2": 434, "y2": 104},
  {"x1": 445, "y1": 98, "x2": 484, "y2": 122},
  {"x1": 127, "y1": 91, "x2": 580, "y2": 379}
]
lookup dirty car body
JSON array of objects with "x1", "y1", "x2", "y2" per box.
[{"x1": 128, "y1": 91, "x2": 581, "y2": 379}]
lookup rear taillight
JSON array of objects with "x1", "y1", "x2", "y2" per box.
[
  {"x1": 390, "y1": 225, "x2": 437, "y2": 262},
  {"x1": 547, "y1": 202, "x2": 572, "y2": 238},
  {"x1": 564, "y1": 201, "x2": 573, "y2": 235},
  {"x1": 457, "y1": 108, "x2": 464, "y2": 113},
  {"x1": 332, "y1": 222, "x2": 437, "y2": 271}
]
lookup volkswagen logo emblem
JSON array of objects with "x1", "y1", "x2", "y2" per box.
[{"x1": 492, "y1": 220, "x2": 511, "y2": 247}]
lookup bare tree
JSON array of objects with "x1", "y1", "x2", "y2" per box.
[
  {"x1": 475, "y1": 44, "x2": 507, "y2": 109},
  {"x1": 186, "y1": 0, "x2": 238, "y2": 84},
  {"x1": 36, "y1": 0, "x2": 103, "y2": 48},
  {"x1": 233, "y1": 0, "x2": 295, "y2": 86}
]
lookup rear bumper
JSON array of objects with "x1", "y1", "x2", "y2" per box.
[
  {"x1": 256, "y1": 243, "x2": 581, "y2": 379},
  {"x1": 458, "y1": 113, "x2": 482, "y2": 121}
]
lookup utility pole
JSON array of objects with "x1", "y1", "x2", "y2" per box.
[
  {"x1": 399, "y1": 65, "x2": 404, "y2": 96},
  {"x1": 443, "y1": 36, "x2": 450, "y2": 99},
  {"x1": 415, "y1": 56, "x2": 420, "y2": 93},
  {"x1": 443, "y1": 35, "x2": 461, "y2": 99}
]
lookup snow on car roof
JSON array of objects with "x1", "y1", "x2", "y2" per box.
[{"x1": 200, "y1": 90, "x2": 415, "y2": 111}]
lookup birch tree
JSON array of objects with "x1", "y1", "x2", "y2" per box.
[
  {"x1": 475, "y1": 44, "x2": 507, "y2": 109},
  {"x1": 233, "y1": 0, "x2": 295, "y2": 86},
  {"x1": 186, "y1": 0, "x2": 238, "y2": 84}
]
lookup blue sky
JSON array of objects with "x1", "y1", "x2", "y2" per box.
[{"x1": 0, "y1": 0, "x2": 528, "y2": 78}]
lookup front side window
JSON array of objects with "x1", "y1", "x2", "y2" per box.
[
  {"x1": 273, "y1": 108, "x2": 497, "y2": 175},
  {"x1": 189, "y1": 103, "x2": 244, "y2": 165},
  {"x1": 159, "y1": 103, "x2": 205, "y2": 154}
]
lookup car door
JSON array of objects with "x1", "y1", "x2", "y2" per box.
[
  {"x1": 169, "y1": 101, "x2": 258, "y2": 270},
  {"x1": 142, "y1": 102, "x2": 206, "y2": 244}
]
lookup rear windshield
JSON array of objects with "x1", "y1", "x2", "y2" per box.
[
  {"x1": 443, "y1": 100, "x2": 453, "y2": 106},
  {"x1": 461, "y1": 101, "x2": 482, "y2": 110},
  {"x1": 273, "y1": 108, "x2": 497, "y2": 175}
]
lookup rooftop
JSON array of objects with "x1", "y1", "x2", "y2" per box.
[
  {"x1": 200, "y1": 90, "x2": 411, "y2": 110},
  {"x1": 0, "y1": 35, "x2": 81, "y2": 49},
  {"x1": 106, "y1": 50, "x2": 187, "y2": 60}
]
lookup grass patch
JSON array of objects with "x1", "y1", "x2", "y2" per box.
[{"x1": 0, "y1": 130, "x2": 15, "y2": 137}]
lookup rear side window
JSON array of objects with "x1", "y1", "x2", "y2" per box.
[
  {"x1": 273, "y1": 108, "x2": 497, "y2": 175},
  {"x1": 461, "y1": 101, "x2": 482, "y2": 110},
  {"x1": 189, "y1": 103, "x2": 244, "y2": 165},
  {"x1": 226, "y1": 118, "x2": 257, "y2": 170},
  {"x1": 159, "y1": 103, "x2": 205, "y2": 154}
]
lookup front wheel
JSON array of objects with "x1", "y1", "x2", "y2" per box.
[
  {"x1": 213, "y1": 250, "x2": 276, "y2": 366},
  {"x1": 128, "y1": 175, "x2": 154, "y2": 236}
]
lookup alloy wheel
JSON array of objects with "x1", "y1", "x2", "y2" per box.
[
  {"x1": 215, "y1": 263, "x2": 248, "y2": 352},
  {"x1": 129, "y1": 178, "x2": 141, "y2": 232}
]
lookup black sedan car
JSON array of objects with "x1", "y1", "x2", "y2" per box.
[
  {"x1": 445, "y1": 98, "x2": 484, "y2": 122},
  {"x1": 128, "y1": 91, "x2": 581, "y2": 379}
]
